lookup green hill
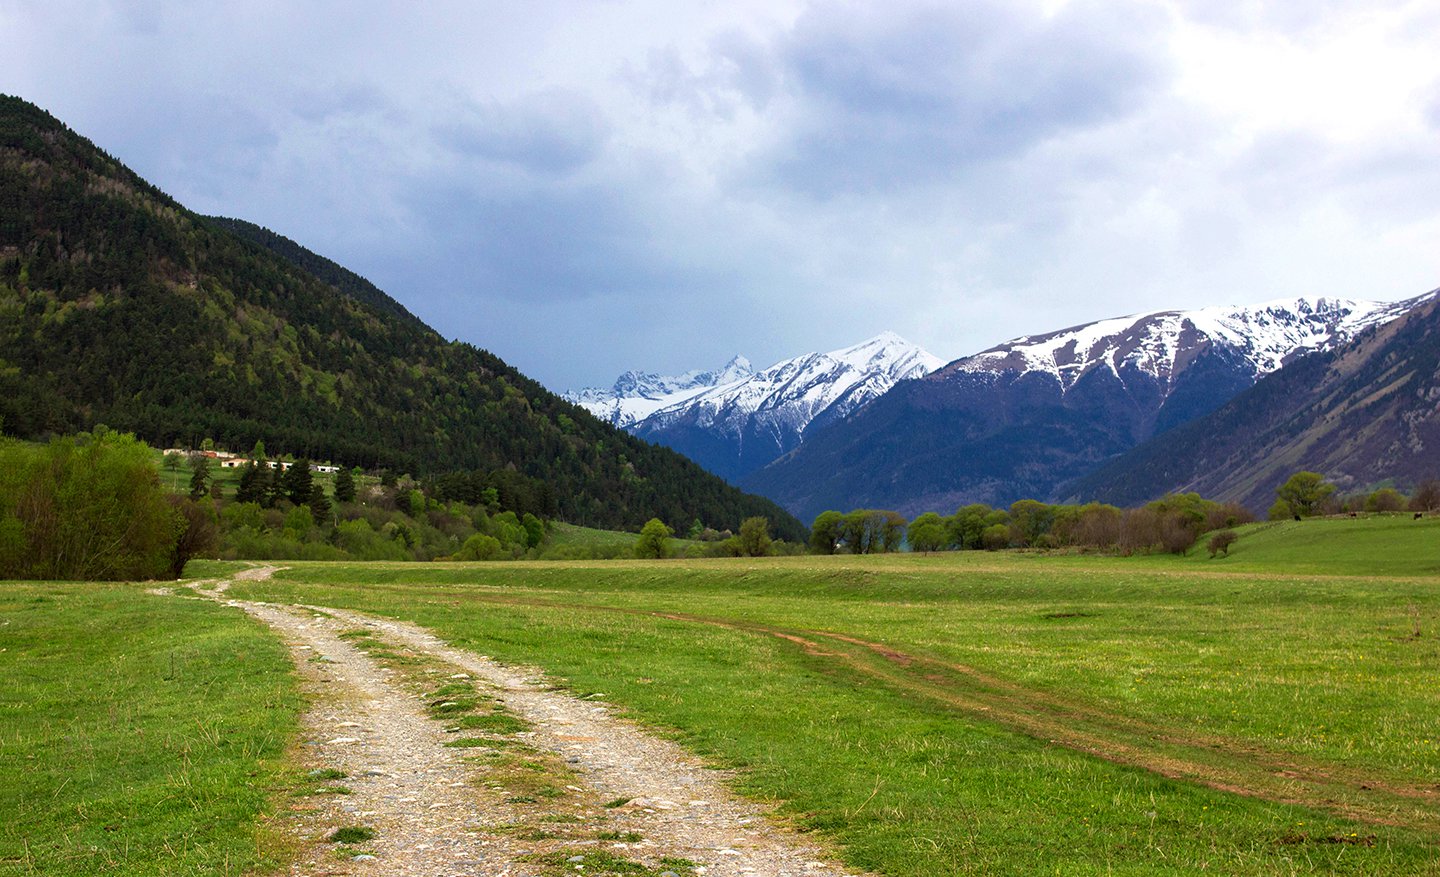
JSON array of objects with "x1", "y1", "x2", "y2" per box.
[
  {"x1": 1174, "y1": 514, "x2": 1440, "y2": 577},
  {"x1": 0, "y1": 94, "x2": 804, "y2": 539}
]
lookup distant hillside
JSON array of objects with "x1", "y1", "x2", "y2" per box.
[
  {"x1": 1066, "y1": 289, "x2": 1440, "y2": 510},
  {"x1": 0, "y1": 94, "x2": 804, "y2": 539},
  {"x1": 743, "y1": 297, "x2": 1425, "y2": 520}
]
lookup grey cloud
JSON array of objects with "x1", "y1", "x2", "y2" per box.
[
  {"x1": 97, "y1": 90, "x2": 280, "y2": 203},
  {"x1": 625, "y1": 30, "x2": 779, "y2": 119},
  {"x1": 755, "y1": 0, "x2": 1170, "y2": 197},
  {"x1": 438, "y1": 90, "x2": 610, "y2": 176},
  {"x1": 393, "y1": 176, "x2": 680, "y2": 304}
]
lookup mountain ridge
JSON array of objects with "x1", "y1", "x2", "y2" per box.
[
  {"x1": 568, "y1": 332, "x2": 943, "y2": 481},
  {"x1": 1062, "y1": 288, "x2": 1440, "y2": 510},
  {"x1": 742, "y1": 295, "x2": 1431, "y2": 519}
]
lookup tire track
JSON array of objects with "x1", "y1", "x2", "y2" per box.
[
  {"x1": 314, "y1": 587, "x2": 1437, "y2": 833},
  {"x1": 188, "y1": 570, "x2": 870, "y2": 877}
]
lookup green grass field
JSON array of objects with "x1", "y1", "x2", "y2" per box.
[
  {"x1": 221, "y1": 517, "x2": 1440, "y2": 875},
  {"x1": 7, "y1": 516, "x2": 1439, "y2": 875},
  {"x1": 0, "y1": 582, "x2": 302, "y2": 876}
]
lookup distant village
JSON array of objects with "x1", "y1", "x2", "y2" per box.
[{"x1": 162, "y1": 448, "x2": 341, "y2": 474}]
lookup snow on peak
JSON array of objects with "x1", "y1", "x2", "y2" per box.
[
  {"x1": 566, "y1": 332, "x2": 942, "y2": 436},
  {"x1": 638, "y1": 331, "x2": 942, "y2": 434},
  {"x1": 563, "y1": 354, "x2": 755, "y2": 428},
  {"x1": 951, "y1": 294, "x2": 1426, "y2": 391}
]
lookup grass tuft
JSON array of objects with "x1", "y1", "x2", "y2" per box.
[{"x1": 327, "y1": 825, "x2": 375, "y2": 844}]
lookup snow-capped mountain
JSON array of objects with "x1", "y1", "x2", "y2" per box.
[
  {"x1": 565, "y1": 356, "x2": 755, "y2": 429},
  {"x1": 952, "y1": 296, "x2": 1419, "y2": 391},
  {"x1": 744, "y1": 293, "x2": 1435, "y2": 520},
  {"x1": 567, "y1": 332, "x2": 943, "y2": 481}
]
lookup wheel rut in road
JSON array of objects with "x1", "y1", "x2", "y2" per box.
[
  {"x1": 350, "y1": 588, "x2": 1437, "y2": 834},
  {"x1": 186, "y1": 570, "x2": 868, "y2": 877}
]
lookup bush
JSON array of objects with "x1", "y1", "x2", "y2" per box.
[
  {"x1": 1207, "y1": 530, "x2": 1238, "y2": 558},
  {"x1": 1366, "y1": 488, "x2": 1405, "y2": 513},
  {"x1": 981, "y1": 523, "x2": 1010, "y2": 551},
  {"x1": 0, "y1": 430, "x2": 179, "y2": 580},
  {"x1": 455, "y1": 533, "x2": 503, "y2": 561}
]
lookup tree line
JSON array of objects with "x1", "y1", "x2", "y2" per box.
[
  {"x1": 808, "y1": 494, "x2": 1255, "y2": 556},
  {"x1": 1269, "y1": 471, "x2": 1440, "y2": 519}
]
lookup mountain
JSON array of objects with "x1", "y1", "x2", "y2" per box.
[
  {"x1": 742, "y1": 296, "x2": 1427, "y2": 520},
  {"x1": 566, "y1": 355, "x2": 755, "y2": 430},
  {"x1": 568, "y1": 332, "x2": 944, "y2": 481},
  {"x1": 1064, "y1": 288, "x2": 1440, "y2": 511},
  {"x1": 0, "y1": 94, "x2": 804, "y2": 539}
]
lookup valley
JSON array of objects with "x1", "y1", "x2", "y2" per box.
[{"x1": 4, "y1": 82, "x2": 1440, "y2": 877}]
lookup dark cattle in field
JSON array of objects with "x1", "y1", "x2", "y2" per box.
[{"x1": 1416, "y1": 512, "x2": 1424, "y2": 520}]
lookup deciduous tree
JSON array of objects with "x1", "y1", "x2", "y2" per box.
[
  {"x1": 907, "y1": 512, "x2": 948, "y2": 552},
  {"x1": 634, "y1": 518, "x2": 672, "y2": 559},
  {"x1": 1276, "y1": 471, "x2": 1335, "y2": 518},
  {"x1": 809, "y1": 510, "x2": 843, "y2": 555},
  {"x1": 735, "y1": 516, "x2": 772, "y2": 557}
]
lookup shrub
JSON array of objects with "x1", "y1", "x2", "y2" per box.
[
  {"x1": 455, "y1": 533, "x2": 503, "y2": 561},
  {"x1": 981, "y1": 523, "x2": 1010, "y2": 551},
  {"x1": 1366, "y1": 488, "x2": 1405, "y2": 513},
  {"x1": 0, "y1": 430, "x2": 179, "y2": 580},
  {"x1": 1206, "y1": 529, "x2": 1238, "y2": 558}
]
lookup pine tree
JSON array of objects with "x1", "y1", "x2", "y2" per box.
[
  {"x1": 334, "y1": 467, "x2": 356, "y2": 503},
  {"x1": 308, "y1": 483, "x2": 331, "y2": 521},
  {"x1": 284, "y1": 459, "x2": 314, "y2": 506},
  {"x1": 188, "y1": 454, "x2": 210, "y2": 500},
  {"x1": 235, "y1": 462, "x2": 263, "y2": 505}
]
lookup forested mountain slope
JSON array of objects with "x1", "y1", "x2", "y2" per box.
[
  {"x1": 1064, "y1": 289, "x2": 1440, "y2": 510},
  {"x1": 0, "y1": 95, "x2": 803, "y2": 538}
]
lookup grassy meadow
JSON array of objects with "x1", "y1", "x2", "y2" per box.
[
  {"x1": 0, "y1": 582, "x2": 302, "y2": 876},
  {"x1": 218, "y1": 516, "x2": 1440, "y2": 875},
  {"x1": 5, "y1": 515, "x2": 1438, "y2": 875}
]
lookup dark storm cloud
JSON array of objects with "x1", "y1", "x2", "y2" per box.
[
  {"x1": 393, "y1": 177, "x2": 685, "y2": 305},
  {"x1": 755, "y1": 0, "x2": 1169, "y2": 196},
  {"x1": 438, "y1": 90, "x2": 611, "y2": 176}
]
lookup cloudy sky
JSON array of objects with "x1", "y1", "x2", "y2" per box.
[{"x1": 4, "y1": 1, "x2": 1440, "y2": 390}]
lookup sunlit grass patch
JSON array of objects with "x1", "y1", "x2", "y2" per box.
[{"x1": 0, "y1": 582, "x2": 301, "y2": 876}]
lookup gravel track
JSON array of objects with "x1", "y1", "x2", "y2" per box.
[{"x1": 187, "y1": 569, "x2": 867, "y2": 877}]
